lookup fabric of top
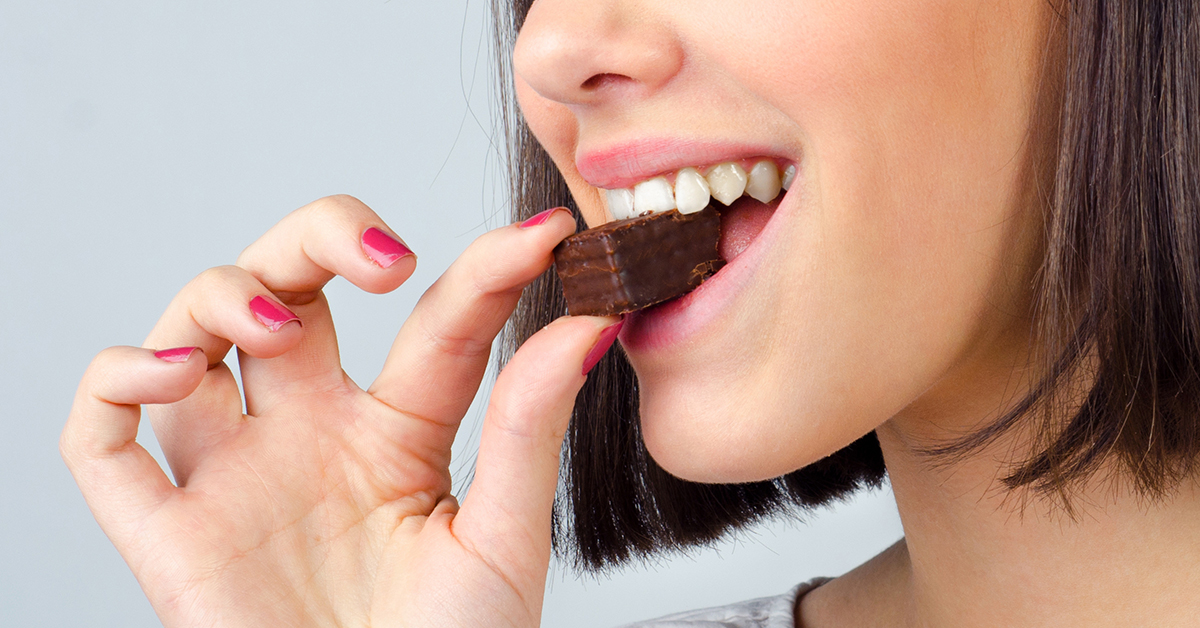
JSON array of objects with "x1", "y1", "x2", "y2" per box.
[{"x1": 615, "y1": 578, "x2": 830, "y2": 628}]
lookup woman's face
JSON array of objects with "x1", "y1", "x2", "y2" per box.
[{"x1": 514, "y1": 0, "x2": 1054, "y2": 482}]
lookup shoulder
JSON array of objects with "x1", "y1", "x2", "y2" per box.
[{"x1": 615, "y1": 579, "x2": 831, "y2": 628}]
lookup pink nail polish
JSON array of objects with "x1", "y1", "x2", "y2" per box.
[
  {"x1": 519, "y1": 207, "x2": 567, "y2": 229},
  {"x1": 582, "y1": 319, "x2": 625, "y2": 375},
  {"x1": 154, "y1": 347, "x2": 199, "y2": 363},
  {"x1": 249, "y1": 296, "x2": 301, "y2": 332},
  {"x1": 362, "y1": 227, "x2": 413, "y2": 269}
]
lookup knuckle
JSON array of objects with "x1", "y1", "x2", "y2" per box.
[
  {"x1": 460, "y1": 242, "x2": 521, "y2": 297},
  {"x1": 189, "y1": 265, "x2": 247, "y2": 293},
  {"x1": 90, "y1": 346, "x2": 119, "y2": 369},
  {"x1": 490, "y1": 376, "x2": 556, "y2": 439},
  {"x1": 458, "y1": 230, "x2": 537, "y2": 296},
  {"x1": 58, "y1": 415, "x2": 92, "y2": 466},
  {"x1": 416, "y1": 313, "x2": 494, "y2": 362},
  {"x1": 61, "y1": 351, "x2": 115, "y2": 463},
  {"x1": 469, "y1": 263, "x2": 513, "y2": 297},
  {"x1": 85, "y1": 348, "x2": 123, "y2": 390},
  {"x1": 184, "y1": 264, "x2": 258, "y2": 303},
  {"x1": 59, "y1": 427, "x2": 79, "y2": 465},
  {"x1": 486, "y1": 398, "x2": 536, "y2": 441},
  {"x1": 305, "y1": 194, "x2": 374, "y2": 225}
]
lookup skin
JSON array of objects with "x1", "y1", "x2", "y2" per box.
[
  {"x1": 64, "y1": 199, "x2": 618, "y2": 627},
  {"x1": 63, "y1": 1, "x2": 1200, "y2": 627},
  {"x1": 515, "y1": 0, "x2": 1050, "y2": 482},
  {"x1": 514, "y1": 0, "x2": 1200, "y2": 626}
]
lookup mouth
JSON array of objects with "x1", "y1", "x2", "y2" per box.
[
  {"x1": 583, "y1": 155, "x2": 797, "y2": 350},
  {"x1": 599, "y1": 157, "x2": 795, "y2": 262}
]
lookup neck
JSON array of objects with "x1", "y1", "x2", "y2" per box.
[
  {"x1": 870, "y1": 421, "x2": 1200, "y2": 628},
  {"x1": 799, "y1": 313, "x2": 1200, "y2": 627}
]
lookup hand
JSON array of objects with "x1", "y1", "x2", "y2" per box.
[{"x1": 61, "y1": 196, "x2": 618, "y2": 627}]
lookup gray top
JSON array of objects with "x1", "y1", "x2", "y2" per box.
[{"x1": 616, "y1": 579, "x2": 831, "y2": 628}]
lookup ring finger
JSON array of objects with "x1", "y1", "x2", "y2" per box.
[{"x1": 143, "y1": 265, "x2": 305, "y2": 483}]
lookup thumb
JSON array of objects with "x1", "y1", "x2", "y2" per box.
[{"x1": 453, "y1": 315, "x2": 622, "y2": 580}]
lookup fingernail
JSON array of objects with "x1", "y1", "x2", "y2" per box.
[
  {"x1": 519, "y1": 207, "x2": 568, "y2": 229},
  {"x1": 582, "y1": 319, "x2": 625, "y2": 375},
  {"x1": 249, "y1": 296, "x2": 301, "y2": 332},
  {"x1": 154, "y1": 347, "x2": 199, "y2": 363},
  {"x1": 362, "y1": 227, "x2": 413, "y2": 269}
]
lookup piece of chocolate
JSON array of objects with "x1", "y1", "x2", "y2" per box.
[{"x1": 553, "y1": 208, "x2": 723, "y2": 316}]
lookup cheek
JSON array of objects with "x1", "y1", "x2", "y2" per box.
[
  {"x1": 767, "y1": 0, "x2": 1044, "y2": 344},
  {"x1": 795, "y1": 2, "x2": 1045, "y2": 328},
  {"x1": 634, "y1": 1, "x2": 1049, "y2": 482},
  {"x1": 515, "y1": 79, "x2": 608, "y2": 226},
  {"x1": 515, "y1": 78, "x2": 576, "y2": 159}
]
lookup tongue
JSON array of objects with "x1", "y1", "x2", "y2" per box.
[{"x1": 717, "y1": 196, "x2": 776, "y2": 261}]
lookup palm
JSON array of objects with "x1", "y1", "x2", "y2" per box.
[
  {"x1": 131, "y1": 385, "x2": 436, "y2": 626},
  {"x1": 62, "y1": 200, "x2": 607, "y2": 628}
]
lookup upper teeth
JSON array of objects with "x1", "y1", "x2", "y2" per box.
[
  {"x1": 781, "y1": 164, "x2": 797, "y2": 191},
  {"x1": 706, "y1": 163, "x2": 748, "y2": 206},
  {"x1": 633, "y1": 177, "x2": 676, "y2": 214},
  {"x1": 675, "y1": 168, "x2": 710, "y2": 214},
  {"x1": 745, "y1": 161, "x2": 782, "y2": 203},
  {"x1": 605, "y1": 160, "x2": 790, "y2": 220}
]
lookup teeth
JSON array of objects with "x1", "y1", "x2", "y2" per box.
[
  {"x1": 674, "y1": 167, "x2": 711, "y2": 214},
  {"x1": 705, "y1": 163, "x2": 748, "y2": 206},
  {"x1": 606, "y1": 188, "x2": 636, "y2": 220},
  {"x1": 745, "y1": 160, "x2": 782, "y2": 203},
  {"x1": 782, "y1": 164, "x2": 797, "y2": 191},
  {"x1": 633, "y1": 176, "x2": 676, "y2": 214},
  {"x1": 603, "y1": 160, "x2": 792, "y2": 219}
]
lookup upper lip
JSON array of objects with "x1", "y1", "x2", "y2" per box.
[{"x1": 576, "y1": 138, "x2": 789, "y2": 189}]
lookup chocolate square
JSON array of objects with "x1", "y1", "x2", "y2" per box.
[{"x1": 553, "y1": 208, "x2": 723, "y2": 316}]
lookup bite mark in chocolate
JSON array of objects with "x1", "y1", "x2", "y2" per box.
[{"x1": 553, "y1": 208, "x2": 724, "y2": 317}]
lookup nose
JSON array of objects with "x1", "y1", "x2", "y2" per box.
[{"x1": 513, "y1": 0, "x2": 684, "y2": 106}]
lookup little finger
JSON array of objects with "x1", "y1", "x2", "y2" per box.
[{"x1": 61, "y1": 346, "x2": 205, "y2": 546}]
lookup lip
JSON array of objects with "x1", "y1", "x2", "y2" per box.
[
  {"x1": 576, "y1": 138, "x2": 787, "y2": 190},
  {"x1": 619, "y1": 182, "x2": 795, "y2": 352}
]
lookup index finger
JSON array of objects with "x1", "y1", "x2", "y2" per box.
[{"x1": 366, "y1": 208, "x2": 575, "y2": 455}]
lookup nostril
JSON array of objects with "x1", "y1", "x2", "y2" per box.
[{"x1": 582, "y1": 73, "x2": 633, "y2": 91}]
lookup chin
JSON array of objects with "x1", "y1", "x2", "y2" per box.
[{"x1": 635, "y1": 378, "x2": 831, "y2": 485}]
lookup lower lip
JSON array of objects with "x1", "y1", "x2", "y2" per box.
[{"x1": 619, "y1": 194, "x2": 792, "y2": 352}]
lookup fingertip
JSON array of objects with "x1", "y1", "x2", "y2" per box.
[
  {"x1": 517, "y1": 206, "x2": 573, "y2": 230},
  {"x1": 249, "y1": 295, "x2": 301, "y2": 332},
  {"x1": 523, "y1": 207, "x2": 578, "y2": 245},
  {"x1": 65, "y1": 345, "x2": 209, "y2": 459},
  {"x1": 572, "y1": 313, "x2": 624, "y2": 328},
  {"x1": 535, "y1": 315, "x2": 623, "y2": 375},
  {"x1": 116, "y1": 346, "x2": 208, "y2": 405},
  {"x1": 489, "y1": 314, "x2": 624, "y2": 425},
  {"x1": 360, "y1": 248, "x2": 418, "y2": 294},
  {"x1": 331, "y1": 225, "x2": 418, "y2": 295},
  {"x1": 582, "y1": 317, "x2": 625, "y2": 375},
  {"x1": 362, "y1": 226, "x2": 416, "y2": 268},
  {"x1": 543, "y1": 313, "x2": 623, "y2": 339},
  {"x1": 150, "y1": 346, "x2": 209, "y2": 385},
  {"x1": 237, "y1": 295, "x2": 306, "y2": 359},
  {"x1": 153, "y1": 346, "x2": 202, "y2": 363}
]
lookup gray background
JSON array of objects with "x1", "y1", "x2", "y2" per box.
[{"x1": 0, "y1": 2, "x2": 903, "y2": 626}]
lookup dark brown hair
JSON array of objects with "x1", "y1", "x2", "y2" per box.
[{"x1": 492, "y1": 0, "x2": 1200, "y2": 570}]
